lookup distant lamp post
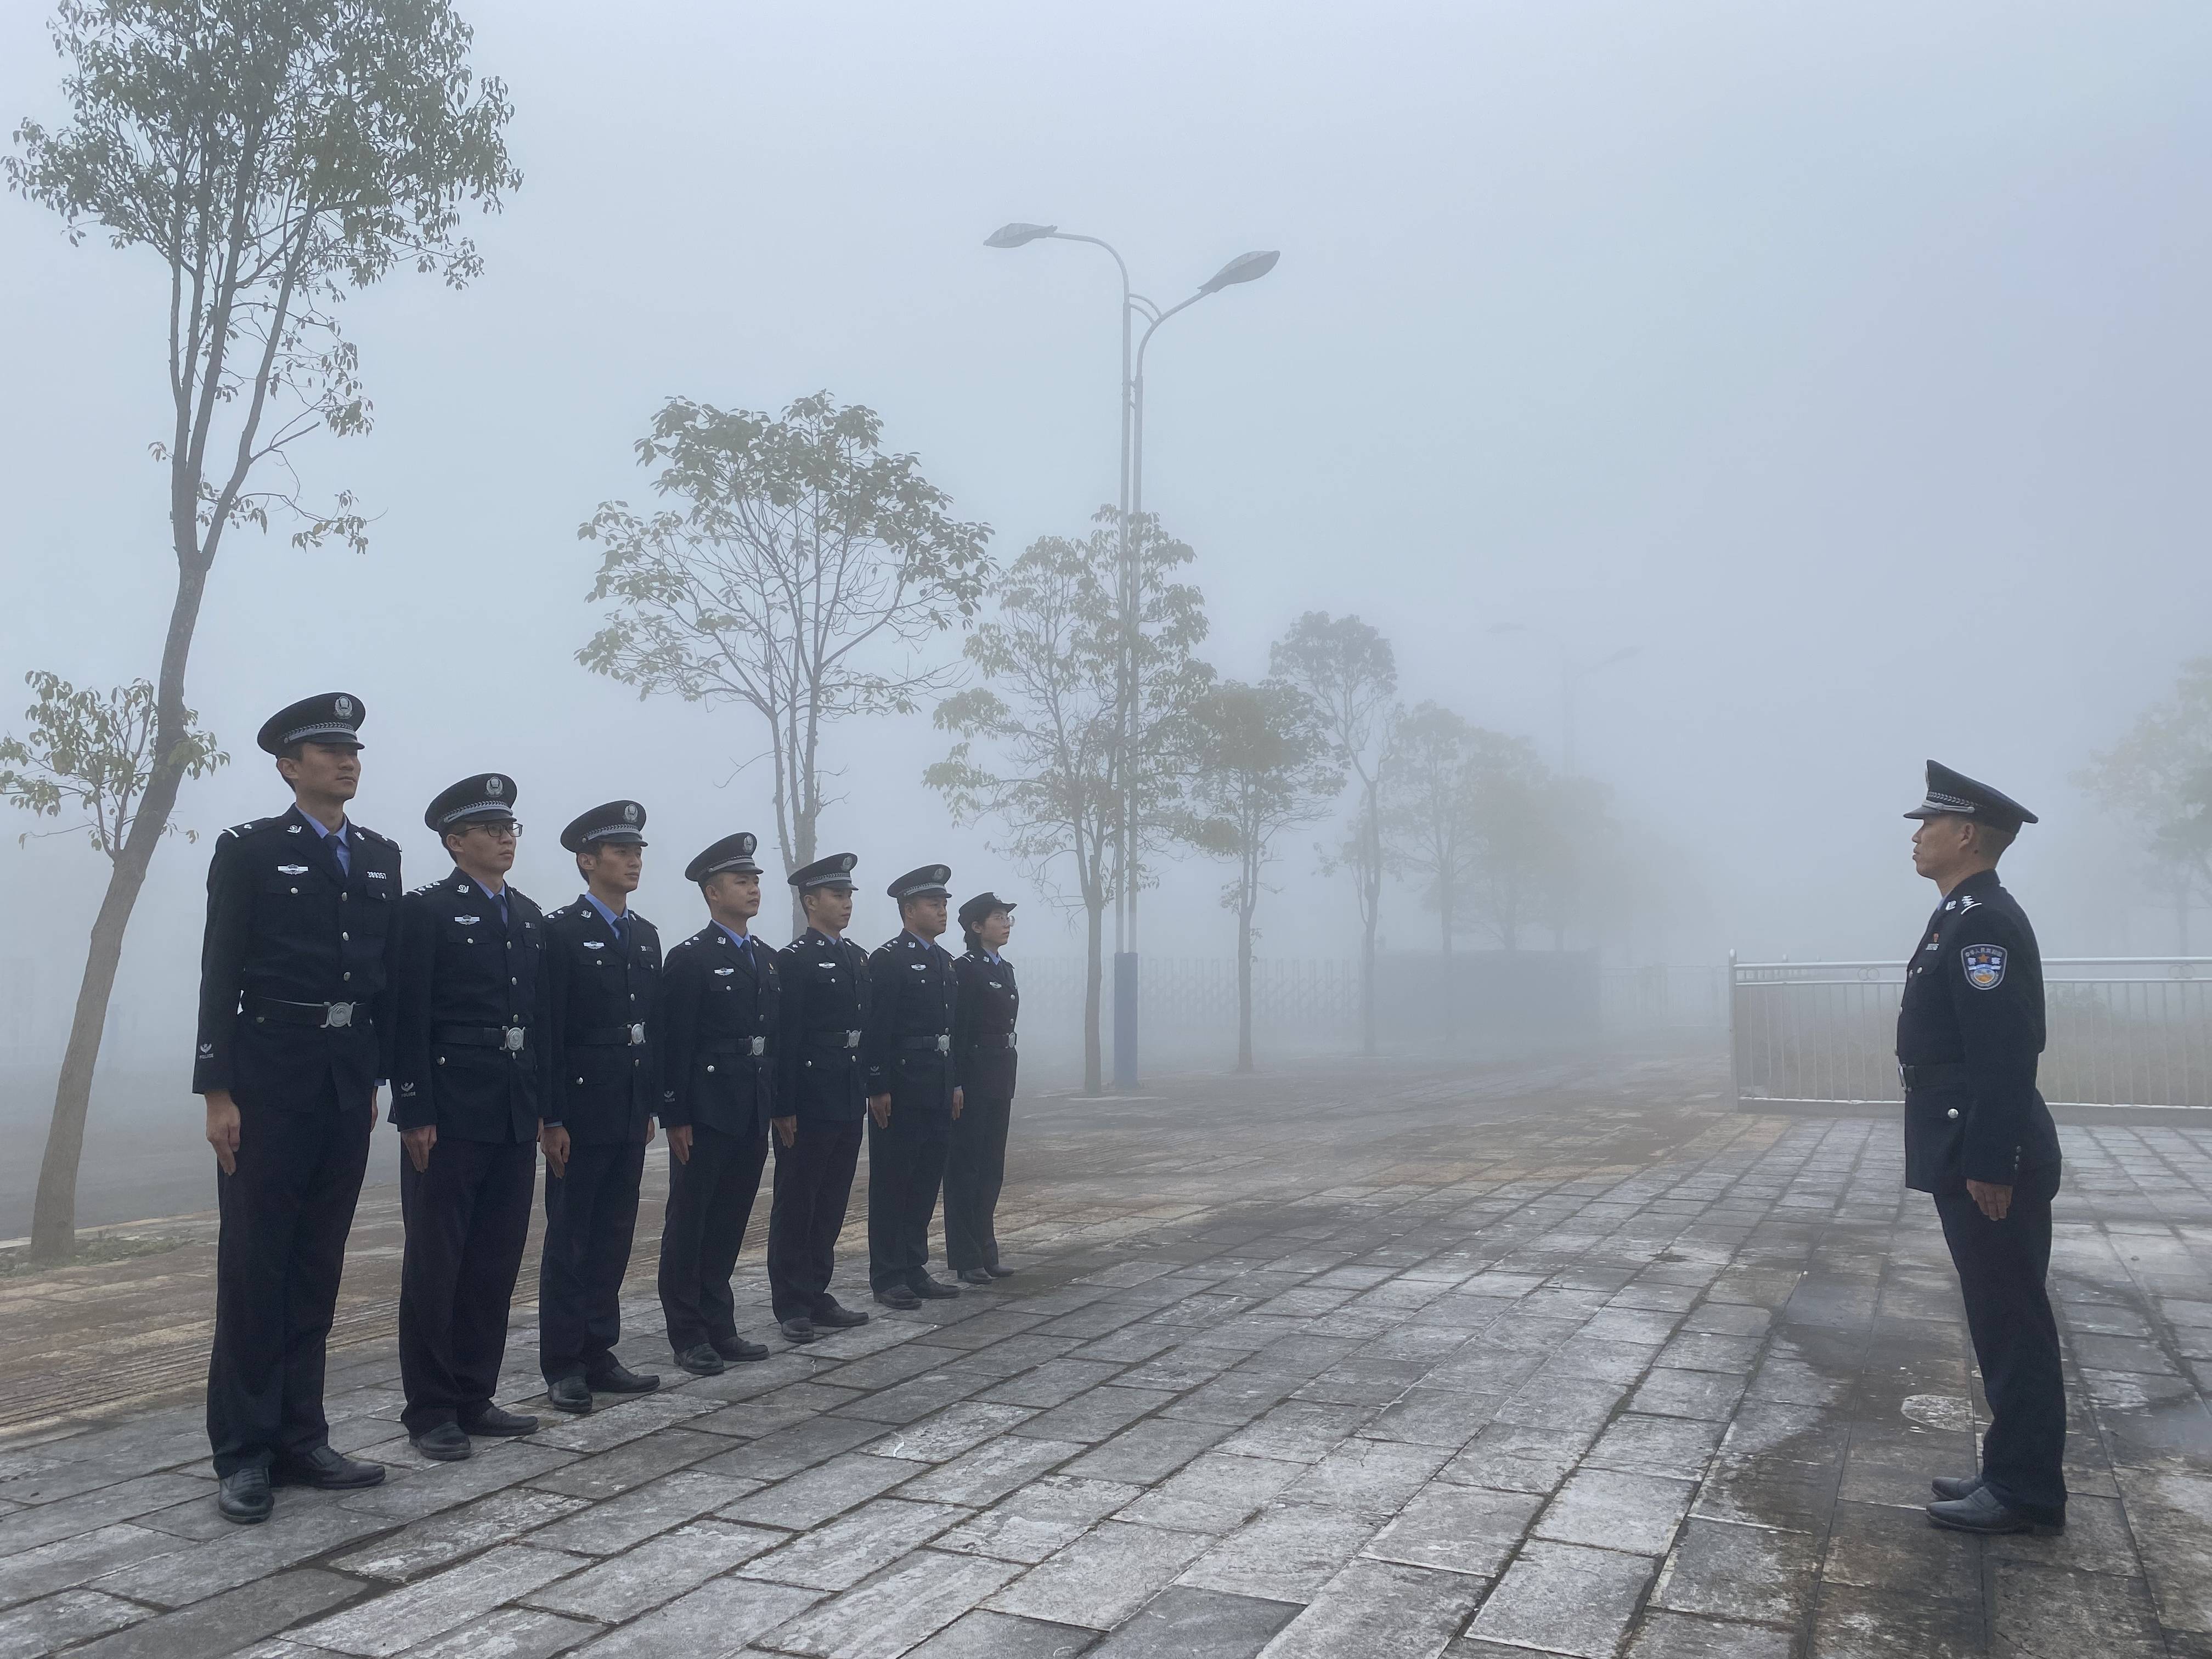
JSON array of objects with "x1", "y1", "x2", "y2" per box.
[
  {"x1": 986, "y1": 222, "x2": 1279, "y2": 1091},
  {"x1": 1489, "y1": 623, "x2": 1639, "y2": 777}
]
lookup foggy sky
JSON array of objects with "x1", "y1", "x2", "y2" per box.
[{"x1": 4, "y1": 0, "x2": 2210, "y2": 1072}]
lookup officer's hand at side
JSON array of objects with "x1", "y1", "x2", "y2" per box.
[
  {"x1": 540, "y1": 1122, "x2": 571, "y2": 1178},
  {"x1": 204, "y1": 1090, "x2": 241, "y2": 1176},
  {"x1": 952, "y1": 1086, "x2": 964, "y2": 1121},
  {"x1": 1967, "y1": 1178, "x2": 2012, "y2": 1221},
  {"x1": 773, "y1": 1115, "x2": 797, "y2": 1149},
  {"x1": 668, "y1": 1124, "x2": 692, "y2": 1165},
  {"x1": 867, "y1": 1093, "x2": 891, "y2": 1128},
  {"x1": 645, "y1": 1115, "x2": 657, "y2": 1147},
  {"x1": 402, "y1": 1124, "x2": 437, "y2": 1174}
]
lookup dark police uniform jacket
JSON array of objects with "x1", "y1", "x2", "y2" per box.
[
  {"x1": 193, "y1": 807, "x2": 401, "y2": 1108},
  {"x1": 544, "y1": 897, "x2": 661, "y2": 1143},
  {"x1": 1897, "y1": 867, "x2": 2061, "y2": 1193},
  {"x1": 864, "y1": 932, "x2": 959, "y2": 1113},
  {"x1": 660, "y1": 924, "x2": 780, "y2": 1138},
  {"x1": 952, "y1": 951, "x2": 1019, "y2": 1099},
  {"x1": 776, "y1": 928, "x2": 870, "y2": 1124},
  {"x1": 390, "y1": 870, "x2": 549, "y2": 1143}
]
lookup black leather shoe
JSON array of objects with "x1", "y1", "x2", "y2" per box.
[
  {"x1": 461, "y1": 1405, "x2": 540, "y2": 1437},
  {"x1": 410, "y1": 1423, "x2": 473, "y2": 1462},
  {"x1": 957, "y1": 1267, "x2": 994, "y2": 1285},
  {"x1": 985, "y1": 1264, "x2": 1015, "y2": 1278},
  {"x1": 911, "y1": 1274, "x2": 961, "y2": 1300},
  {"x1": 874, "y1": 1285, "x2": 922, "y2": 1311},
  {"x1": 712, "y1": 1336, "x2": 769, "y2": 1363},
  {"x1": 585, "y1": 1360, "x2": 660, "y2": 1395},
  {"x1": 217, "y1": 1466, "x2": 273, "y2": 1525},
  {"x1": 1931, "y1": 1474, "x2": 1983, "y2": 1502},
  {"x1": 1927, "y1": 1486, "x2": 2061, "y2": 1535},
  {"x1": 780, "y1": 1316, "x2": 819, "y2": 1344},
  {"x1": 812, "y1": 1300, "x2": 869, "y2": 1329},
  {"x1": 674, "y1": 1343, "x2": 726, "y2": 1376},
  {"x1": 271, "y1": 1445, "x2": 386, "y2": 1489},
  {"x1": 546, "y1": 1374, "x2": 594, "y2": 1414}
]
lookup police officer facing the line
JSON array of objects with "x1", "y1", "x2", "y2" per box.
[
  {"x1": 539, "y1": 802, "x2": 663, "y2": 1412},
  {"x1": 768, "y1": 855, "x2": 876, "y2": 1344},
  {"x1": 864, "y1": 865, "x2": 964, "y2": 1310},
  {"x1": 1899, "y1": 761, "x2": 2067, "y2": 1536},
  {"x1": 946, "y1": 892, "x2": 1020, "y2": 1285},
  {"x1": 196, "y1": 693, "x2": 398, "y2": 1524},
  {"x1": 657, "y1": 832, "x2": 781, "y2": 1375},
  {"x1": 390, "y1": 775, "x2": 548, "y2": 1460}
]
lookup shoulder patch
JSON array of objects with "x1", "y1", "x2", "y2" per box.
[{"x1": 1961, "y1": 944, "x2": 2007, "y2": 990}]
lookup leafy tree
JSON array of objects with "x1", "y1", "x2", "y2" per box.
[
  {"x1": 581, "y1": 394, "x2": 994, "y2": 930},
  {"x1": 1269, "y1": 613, "x2": 1396, "y2": 1052},
  {"x1": 7, "y1": 0, "x2": 518, "y2": 1261},
  {"x1": 1379, "y1": 702, "x2": 1487, "y2": 952},
  {"x1": 0, "y1": 674, "x2": 227, "y2": 853},
  {"x1": 929, "y1": 511, "x2": 1211, "y2": 1092},
  {"x1": 2078, "y1": 658, "x2": 2212, "y2": 951},
  {"x1": 1181, "y1": 680, "x2": 1341, "y2": 1071},
  {"x1": 1459, "y1": 731, "x2": 1555, "y2": 950}
]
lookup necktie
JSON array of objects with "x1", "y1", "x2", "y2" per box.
[{"x1": 330, "y1": 828, "x2": 350, "y2": 877}]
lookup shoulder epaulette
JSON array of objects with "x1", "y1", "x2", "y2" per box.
[
  {"x1": 352, "y1": 823, "x2": 396, "y2": 847},
  {"x1": 219, "y1": 814, "x2": 284, "y2": 843}
]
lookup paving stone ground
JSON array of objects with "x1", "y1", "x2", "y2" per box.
[{"x1": 2, "y1": 1047, "x2": 2210, "y2": 1658}]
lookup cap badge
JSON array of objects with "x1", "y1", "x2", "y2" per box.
[
  {"x1": 335, "y1": 695, "x2": 353, "y2": 717},
  {"x1": 624, "y1": 803, "x2": 639, "y2": 822},
  {"x1": 487, "y1": 777, "x2": 503, "y2": 797}
]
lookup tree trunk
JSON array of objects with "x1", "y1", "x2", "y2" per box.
[
  {"x1": 1235, "y1": 898, "x2": 1254, "y2": 1074},
  {"x1": 1081, "y1": 894, "x2": 1103, "y2": 1096},
  {"x1": 1358, "y1": 785, "x2": 1380, "y2": 1056},
  {"x1": 30, "y1": 560, "x2": 210, "y2": 1262}
]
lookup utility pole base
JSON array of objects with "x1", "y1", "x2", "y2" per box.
[{"x1": 1113, "y1": 951, "x2": 1139, "y2": 1090}]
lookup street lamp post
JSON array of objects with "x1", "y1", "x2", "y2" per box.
[
  {"x1": 987, "y1": 224, "x2": 1277, "y2": 1091},
  {"x1": 1489, "y1": 623, "x2": 1638, "y2": 776}
]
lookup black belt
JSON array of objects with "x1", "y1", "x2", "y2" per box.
[
  {"x1": 703, "y1": 1037, "x2": 770, "y2": 1057},
  {"x1": 898, "y1": 1032, "x2": 953, "y2": 1053},
  {"x1": 437, "y1": 1023, "x2": 529, "y2": 1052},
  {"x1": 970, "y1": 1031, "x2": 1016, "y2": 1049},
  {"x1": 809, "y1": 1030, "x2": 864, "y2": 1049},
  {"x1": 573, "y1": 1023, "x2": 648, "y2": 1047},
  {"x1": 252, "y1": 996, "x2": 364, "y2": 1030},
  {"x1": 1899, "y1": 1061, "x2": 1969, "y2": 1090}
]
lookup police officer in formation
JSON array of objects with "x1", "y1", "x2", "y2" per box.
[
  {"x1": 195, "y1": 693, "x2": 398, "y2": 1523},
  {"x1": 539, "y1": 802, "x2": 663, "y2": 1412},
  {"x1": 1898, "y1": 761, "x2": 2067, "y2": 1537},
  {"x1": 656, "y1": 832, "x2": 780, "y2": 1374},
  {"x1": 768, "y1": 855, "x2": 877, "y2": 1343},
  {"x1": 946, "y1": 892, "x2": 1020, "y2": 1284},
  {"x1": 391, "y1": 775, "x2": 547, "y2": 1459},
  {"x1": 864, "y1": 865, "x2": 965, "y2": 1309}
]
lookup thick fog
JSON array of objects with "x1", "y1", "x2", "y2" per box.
[{"x1": 3, "y1": 1, "x2": 2209, "y2": 1169}]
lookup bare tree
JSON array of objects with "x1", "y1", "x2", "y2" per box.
[
  {"x1": 580, "y1": 394, "x2": 994, "y2": 930},
  {"x1": 2078, "y1": 658, "x2": 2212, "y2": 952},
  {"x1": 929, "y1": 511, "x2": 1211, "y2": 1092},
  {"x1": 1270, "y1": 613, "x2": 1397, "y2": 1053},
  {"x1": 1379, "y1": 701, "x2": 1483, "y2": 952},
  {"x1": 1182, "y1": 680, "x2": 1341, "y2": 1071},
  {"x1": 7, "y1": 0, "x2": 519, "y2": 1261}
]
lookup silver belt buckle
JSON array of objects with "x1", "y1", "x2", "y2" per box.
[
  {"x1": 935, "y1": 1033, "x2": 951, "y2": 1055},
  {"x1": 323, "y1": 1002, "x2": 356, "y2": 1029},
  {"x1": 502, "y1": 1026, "x2": 526, "y2": 1053},
  {"x1": 1003, "y1": 1032, "x2": 1017, "y2": 1048},
  {"x1": 749, "y1": 1036, "x2": 766, "y2": 1057},
  {"x1": 628, "y1": 1023, "x2": 647, "y2": 1046},
  {"x1": 844, "y1": 1030, "x2": 862, "y2": 1048}
]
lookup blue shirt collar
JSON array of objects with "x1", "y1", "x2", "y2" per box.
[
  {"x1": 715, "y1": 922, "x2": 753, "y2": 950},
  {"x1": 299, "y1": 811, "x2": 348, "y2": 843},
  {"x1": 584, "y1": 891, "x2": 624, "y2": 930}
]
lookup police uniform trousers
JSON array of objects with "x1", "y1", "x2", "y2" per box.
[
  {"x1": 539, "y1": 1140, "x2": 646, "y2": 1382},
  {"x1": 867, "y1": 1098, "x2": 953, "y2": 1293},
  {"x1": 766, "y1": 1119, "x2": 862, "y2": 1321},
  {"x1": 942, "y1": 1093, "x2": 1011, "y2": 1273},
  {"x1": 658, "y1": 1122, "x2": 770, "y2": 1351},
  {"x1": 206, "y1": 1082, "x2": 374, "y2": 1477},
  {"x1": 397, "y1": 1134, "x2": 535, "y2": 1434},
  {"x1": 1935, "y1": 1160, "x2": 2068, "y2": 1523}
]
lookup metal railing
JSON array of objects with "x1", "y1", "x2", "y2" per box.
[{"x1": 1730, "y1": 955, "x2": 2212, "y2": 1112}]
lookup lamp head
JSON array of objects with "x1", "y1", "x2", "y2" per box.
[
  {"x1": 985, "y1": 222, "x2": 1058, "y2": 249},
  {"x1": 1198, "y1": 250, "x2": 1280, "y2": 294}
]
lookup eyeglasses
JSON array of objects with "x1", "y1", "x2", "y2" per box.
[{"x1": 466, "y1": 821, "x2": 523, "y2": 840}]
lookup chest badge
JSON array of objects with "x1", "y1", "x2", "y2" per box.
[
  {"x1": 583, "y1": 940, "x2": 605, "y2": 950},
  {"x1": 455, "y1": 915, "x2": 481, "y2": 925},
  {"x1": 715, "y1": 966, "x2": 736, "y2": 977},
  {"x1": 1962, "y1": 944, "x2": 2007, "y2": 990},
  {"x1": 279, "y1": 864, "x2": 309, "y2": 874}
]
